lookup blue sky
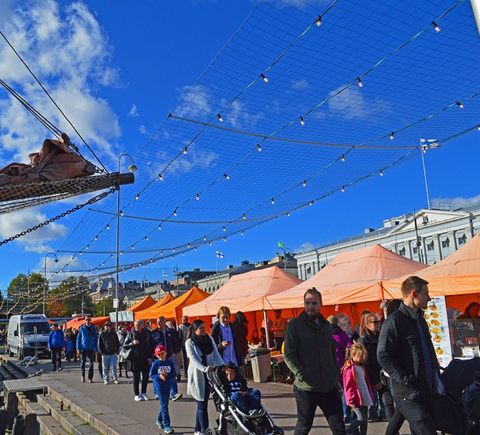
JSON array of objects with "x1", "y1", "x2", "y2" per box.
[{"x1": 0, "y1": 0, "x2": 479, "y2": 293}]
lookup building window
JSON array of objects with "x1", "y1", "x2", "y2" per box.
[
  {"x1": 457, "y1": 233, "x2": 467, "y2": 245},
  {"x1": 412, "y1": 247, "x2": 418, "y2": 254},
  {"x1": 441, "y1": 237, "x2": 450, "y2": 249},
  {"x1": 426, "y1": 240, "x2": 435, "y2": 251},
  {"x1": 399, "y1": 247, "x2": 406, "y2": 256}
]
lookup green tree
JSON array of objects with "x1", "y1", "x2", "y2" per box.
[{"x1": 6, "y1": 273, "x2": 45, "y2": 314}]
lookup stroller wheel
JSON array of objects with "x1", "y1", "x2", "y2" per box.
[{"x1": 205, "y1": 428, "x2": 220, "y2": 435}]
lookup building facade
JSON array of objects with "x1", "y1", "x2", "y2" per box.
[{"x1": 295, "y1": 204, "x2": 480, "y2": 281}]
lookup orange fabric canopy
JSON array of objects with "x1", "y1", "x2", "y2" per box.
[
  {"x1": 266, "y1": 244, "x2": 427, "y2": 309},
  {"x1": 134, "y1": 293, "x2": 175, "y2": 320},
  {"x1": 136, "y1": 287, "x2": 210, "y2": 321},
  {"x1": 184, "y1": 266, "x2": 303, "y2": 317},
  {"x1": 126, "y1": 295, "x2": 157, "y2": 313},
  {"x1": 383, "y1": 233, "x2": 480, "y2": 297},
  {"x1": 66, "y1": 316, "x2": 110, "y2": 329}
]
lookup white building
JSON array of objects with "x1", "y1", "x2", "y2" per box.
[{"x1": 295, "y1": 204, "x2": 480, "y2": 281}]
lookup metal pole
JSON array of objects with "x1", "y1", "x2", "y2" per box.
[
  {"x1": 43, "y1": 257, "x2": 46, "y2": 316},
  {"x1": 420, "y1": 145, "x2": 431, "y2": 209},
  {"x1": 263, "y1": 310, "x2": 271, "y2": 349},
  {"x1": 471, "y1": 0, "x2": 480, "y2": 36}
]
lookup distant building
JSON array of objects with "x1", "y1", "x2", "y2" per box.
[
  {"x1": 196, "y1": 261, "x2": 255, "y2": 293},
  {"x1": 295, "y1": 203, "x2": 480, "y2": 280}
]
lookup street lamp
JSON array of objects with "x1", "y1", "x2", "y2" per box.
[
  {"x1": 276, "y1": 245, "x2": 293, "y2": 272},
  {"x1": 116, "y1": 154, "x2": 137, "y2": 331},
  {"x1": 173, "y1": 265, "x2": 180, "y2": 296},
  {"x1": 404, "y1": 211, "x2": 424, "y2": 264},
  {"x1": 44, "y1": 252, "x2": 58, "y2": 316}
]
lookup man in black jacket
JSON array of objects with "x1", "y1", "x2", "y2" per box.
[
  {"x1": 377, "y1": 276, "x2": 445, "y2": 434},
  {"x1": 98, "y1": 321, "x2": 120, "y2": 385}
]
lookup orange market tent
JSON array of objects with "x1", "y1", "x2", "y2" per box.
[
  {"x1": 183, "y1": 266, "x2": 303, "y2": 317},
  {"x1": 383, "y1": 233, "x2": 480, "y2": 311},
  {"x1": 134, "y1": 292, "x2": 175, "y2": 320},
  {"x1": 126, "y1": 295, "x2": 157, "y2": 313},
  {"x1": 66, "y1": 316, "x2": 110, "y2": 329},
  {"x1": 136, "y1": 287, "x2": 210, "y2": 323},
  {"x1": 266, "y1": 244, "x2": 427, "y2": 321}
]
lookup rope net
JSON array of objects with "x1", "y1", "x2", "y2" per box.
[{"x1": 51, "y1": 0, "x2": 480, "y2": 279}]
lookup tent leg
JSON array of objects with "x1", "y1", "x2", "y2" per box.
[{"x1": 263, "y1": 310, "x2": 271, "y2": 349}]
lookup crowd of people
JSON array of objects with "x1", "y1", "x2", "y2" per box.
[{"x1": 41, "y1": 275, "x2": 454, "y2": 435}]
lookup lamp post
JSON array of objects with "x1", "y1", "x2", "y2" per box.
[
  {"x1": 44, "y1": 252, "x2": 58, "y2": 316},
  {"x1": 276, "y1": 245, "x2": 293, "y2": 273},
  {"x1": 404, "y1": 211, "x2": 424, "y2": 264},
  {"x1": 173, "y1": 265, "x2": 180, "y2": 296},
  {"x1": 116, "y1": 154, "x2": 137, "y2": 331}
]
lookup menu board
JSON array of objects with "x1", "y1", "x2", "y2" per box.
[{"x1": 424, "y1": 296, "x2": 453, "y2": 366}]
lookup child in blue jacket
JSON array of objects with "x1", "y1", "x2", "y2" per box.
[{"x1": 150, "y1": 345, "x2": 176, "y2": 434}]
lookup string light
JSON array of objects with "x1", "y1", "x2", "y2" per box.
[
  {"x1": 260, "y1": 74, "x2": 268, "y2": 82},
  {"x1": 223, "y1": 237, "x2": 226, "y2": 242},
  {"x1": 271, "y1": 198, "x2": 275, "y2": 204},
  {"x1": 223, "y1": 173, "x2": 230, "y2": 180},
  {"x1": 194, "y1": 247, "x2": 197, "y2": 251},
  {"x1": 183, "y1": 147, "x2": 188, "y2": 154},
  {"x1": 158, "y1": 173, "x2": 163, "y2": 181},
  {"x1": 303, "y1": 180, "x2": 306, "y2": 187},
  {"x1": 257, "y1": 144, "x2": 262, "y2": 152},
  {"x1": 223, "y1": 226, "x2": 226, "y2": 231},
  {"x1": 243, "y1": 213, "x2": 246, "y2": 219},
  {"x1": 173, "y1": 248, "x2": 175, "y2": 252},
  {"x1": 341, "y1": 154, "x2": 345, "y2": 162},
  {"x1": 158, "y1": 224, "x2": 162, "y2": 230},
  {"x1": 217, "y1": 114, "x2": 223, "y2": 122},
  {"x1": 188, "y1": 243, "x2": 191, "y2": 248},
  {"x1": 316, "y1": 15, "x2": 322, "y2": 26},
  {"x1": 135, "y1": 194, "x2": 139, "y2": 200},
  {"x1": 209, "y1": 242, "x2": 212, "y2": 246},
  {"x1": 204, "y1": 235, "x2": 207, "y2": 241},
  {"x1": 309, "y1": 201, "x2": 313, "y2": 206},
  {"x1": 196, "y1": 193, "x2": 200, "y2": 200},
  {"x1": 86, "y1": 245, "x2": 89, "y2": 250},
  {"x1": 357, "y1": 77, "x2": 363, "y2": 87},
  {"x1": 432, "y1": 21, "x2": 440, "y2": 32},
  {"x1": 110, "y1": 254, "x2": 114, "y2": 259},
  {"x1": 120, "y1": 210, "x2": 124, "y2": 216},
  {"x1": 94, "y1": 236, "x2": 98, "y2": 241},
  {"x1": 131, "y1": 245, "x2": 135, "y2": 250},
  {"x1": 241, "y1": 230, "x2": 244, "y2": 236},
  {"x1": 107, "y1": 224, "x2": 110, "y2": 230},
  {"x1": 379, "y1": 169, "x2": 384, "y2": 176},
  {"x1": 120, "y1": 251, "x2": 123, "y2": 255},
  {"x1": 286, "y1": 212, "x2": 290, "y2": 216},
  {"x1": 456, "y1": 101, "x2": 464, "y2": 108},
  {"x1": 341, "y1": 186, "x2": 345, "y2": 192},
  {"x1": 174, "y1": 209, "x2": 177, "y2": 216},
  {"x1": 300, "y1": 116, "x2": 305, "y2": 125},
  {"x1": 145, "y1": 236, "x2": 149, "y2": 241},
  {"x1": 390, "y1": 132, "x2": 394, "y2": 140},
  {"x1": 478, "y1": 124, "x2": 480, "y2": 131}
]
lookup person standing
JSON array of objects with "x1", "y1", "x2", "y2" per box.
[
  {"x1": 151, "y1": 317, "x2": 182, "y2": 401},
  {"x1": 272, "y1": 310, "x2": 287, "y2": 351},
  {"x1": 284, "y1": 287, "x2": 346, "y2": 435},
  {"x1": 98, "y1": 321, "x2": 120, "y2": 385},
  {"x1": 117, "y1": 323, "x2": 130, "y2": 379},
  {"x1": 123, "y1": 319, "x2": 153, "y2": 401},
  {"x1": 232, "y1": 311, "x2": 249, "y2": 366},
  {"x1": 210, "y1": 306, "x2": 241, "y2": 366},
  {"x1": 76, "y1": 316, "x2": 98, "y2": 383},
  {"x1": 178, "y1": 315, "x2": 190, "y2": 378},
  {"x1": 378, "y1": 276, "x2": 446, "y2": 435},
  {"x1": 186, "y1": 319, "x2": 224, "y2": 435},
  {"x1": 48, "y1": 323, "x2": 64, "y2": 372}
]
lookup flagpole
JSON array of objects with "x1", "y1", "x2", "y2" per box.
[
  {"x1": 420, "y1": 137, "x2": 431, "y2": 209},
  {"x1": 216, "y1": 254, "x2": 218, "y2": 273}
]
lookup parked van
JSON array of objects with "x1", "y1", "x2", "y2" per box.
[{"x1": 7, "y1": 314, "x2": 51, "y2": 359}]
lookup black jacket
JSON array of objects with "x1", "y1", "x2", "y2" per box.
[
  {"x1": 210, "y1": 321, "x2": 242, "y2": 365},
  {"x1": 123, "y1": 328, "x2": 152, "y2": 362},
  {"x1": 98, "y1": 329, "x2": 120, "y2": 355},
  {"x1": 358, "y1": 330, "x2": 382, "y2": 386},
  {"x1": 377, "y1": 302, "x2": 441, "y2": 403},
  {"x1": 150, "y1": 327, "x2": 179, "y2": 359}
]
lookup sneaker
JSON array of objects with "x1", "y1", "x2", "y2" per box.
[
  {"x1": 164, "y1": 426, "x2": 174, "y2": 434},
  {"x1": 154, "y1": 394, "x2": 159, "y2": 399},
  {"x1": 156, "y1": 420, "x2": 164, "y2": 429},
  {"x1": 194, "y1": 432, "x2": 204, "y2": 435},
  {"x1": 57, "y1": 367, "x2": 63, "y2": 372},
  {"x1": 104, "y1": 380, "x2": 108, "y2": 385},
  {"x1": 134, "y1": 395, "x2": 142, "y2": 402},
  {"x1": 171, "y1": 393, "x2": 182, "y2": 401},
  {"x1": 113, "y1": 380, "x2": 119, "y2": 384},
  {"x1": 81, "y1": 376, "x2": 85, "y2": 383},
  {"x1": 88, "y1": 379, "x2": 93, "y2": 383},
  {"x1": 141, "y1": 393, "x2": 150, "y2": 401}
]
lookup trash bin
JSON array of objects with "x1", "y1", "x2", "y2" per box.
[{"x1": 250, "y1": 349, "x2": 271, "y2": 383}]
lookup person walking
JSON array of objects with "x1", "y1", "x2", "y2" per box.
[
  {"x1": 186, "y1": 319, "x2": 224, "y2": 435},
  {"x1": 48, "y1": 323, "x2": 64, "y2": 372},
  {"x1": 98, "y1": 321, "x2": 120, "y2": 385},
  {"x1": 378, "y1": 276, "x2": 446, "y2": 434},
  {"x1": 210, "y1": 306, "x2": 241, "y2": 366},
  {"x1": 76, "y1": 316, "x2": 98, "y2": 383},
  {"x1": 117, "y1": 323, "x2": 131, "y2": 379},
  {"x1": 123, "y1": 319, "x2": 153, "y2": 401},
  {"x1": 284, "y1": 287, "x2": 346, "y2": 435},
  {"x1": 178, "y1": 315, "x2": 190, "y2": 378}
]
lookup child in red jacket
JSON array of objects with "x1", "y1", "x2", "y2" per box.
[{"x1": 342, "y1": 343, "x2": 374, "y2": 435}]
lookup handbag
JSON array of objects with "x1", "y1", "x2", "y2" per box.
[{"x1": 119, "y1": 346, "x2": 133, "y2": 361}]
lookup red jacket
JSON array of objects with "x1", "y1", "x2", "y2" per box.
[{"x1": 342, "y1": 360, "x2": 373, "y2": 407}]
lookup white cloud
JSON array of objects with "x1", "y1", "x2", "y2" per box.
[
  {"x1": 0, "y1": 209, "x2": 68, "y2": 249},
  {"x1": 128, "y1": 104, "x2": 139, "y2": 118},
  {"x1": 291, "y1": 79, "x2": 310, "y2": 89},
  {"x1": 139, "y1": 125, "x2": 148, "y2": 135},
  {"x1": 294, "y1": 241, "x2": 318, "y2": 253},
  {"x1": 0, "y1": 0, "x2": 122, "y2": 168},
  {"x1": 175, "y1": 85, "x2": 216, "y2": 119},
  {"x1": 431, "y1": 194, "x2": 480, "y2": 209}
]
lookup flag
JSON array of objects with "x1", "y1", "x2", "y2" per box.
[
  {"x1": 216, "y1": 251, "x2": 224, "y2": 258},
  {"x1": 278, "y1": 241, "x2": 285, "y2": 248},
  {"x1": 162, "y1": 271, "x2": 168, "y2": 277}
]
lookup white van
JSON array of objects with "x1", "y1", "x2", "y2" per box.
[{"x1": 7, "y1": 314, "x2": 51, "y2": 359}]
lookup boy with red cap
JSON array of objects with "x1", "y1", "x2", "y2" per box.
[{"x1": 150, "y1": 345, "x2": 176, "y2": 434}]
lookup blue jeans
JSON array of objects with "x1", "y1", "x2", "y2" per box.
[
  {"x1": 231, "y1": 389, "x2": 261, "y2": 413},
  {"x1": 347, "y1": 405, "x2": 368, "y2": 435},
  {"x1": 394, "y1": 398, "x2": 436, "y2": 435},
  {"x1": 80, "y1": 349, "x2": 95, "y2": 380},
  {"x1": 102, "y1": 354, "x2": 118, "y2": 382},
  {"x1": 157, "y1": 388, "x2": 171, "y2": 427},
  {"x1": 169, "y1": 357, "x2": 179, "y2": 398},
  {"x1": 195, "y1": 379, "x2": 210, "y2": 433},
  {"x1": 293, "y1": 385, "x2": 346, "y2": 435}
]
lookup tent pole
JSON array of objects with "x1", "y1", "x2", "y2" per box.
[{"x1": 263, "y1": 310, "x2": 271, "y2": 349}]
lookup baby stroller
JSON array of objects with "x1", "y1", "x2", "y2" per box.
[{"x1": 205, "y1": 365, "x2": 284, "y2": 435}]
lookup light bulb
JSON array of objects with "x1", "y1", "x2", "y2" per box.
[
  {"x1": 260, "y1": 74, "x2": 268, "y2": 82},
  {"x1": 196, "y1": 193, "x2": 200, "y2": 200},
  {"x1": 131, "y1": 245, "x2": 134, "y2": 250},
  {"x1": 357, "y1": 77, "x2": 363, "y2": 87},
  {"x1": 223, "y1": 226, "x2": 226, "y2": 231},
  {"x1": 432, "y1": 21, "x2": 440, "y2": 32},
  {"x1": 209, "y1": 242, "x2": 212, "y2": 246},
  {"x1": 120, "y1": 210, "x2": 124, "y2": 216},
  {"x1": 217, "y1": 114, "x2": 223, "y2": 122},
  {"x1": 223, "y1": 237, "x2": 226, "y2": 242},
  {"x1": 309, "y1": 201, "x2": 313, "y2": 206},
  {"x1": 145, "y1": 236, "x2": 149, "y2": 241},
  {"x1": 86, "y1": 245, "x2": 89, "y2": 250},
  {"x1": 341, "y1": 186, "x2": 345, "y2": 192},
  {"x1": 158, "y1": 224, "x2": 162, "y2": 230},
  {"x1": 456, "y1": 101, "x2": 464, "y2": 108},
  {"x1": 204, "y1": 236, "x2": 207, "y2": 241},
  {"x1": 135, "y1": 194, "x2": 139, "y2": 200},
  {"x1": 341, "y1": 154, "x2": 345, "y2": 162},
  {"x1": 241, "y1": 231, "x2": 244, "y2": 236},
  {"x1": 174, "y1": 209, "x2": 177, "y2": 216},
  {"x1": 257, "y1": 144, "x2": 262, "y2": 152},
  {"x1": 286, "y1": 212, "x2": 290, "y2": 216},
  {"x1": 390, "y1": 132, "x2": 394, "y2": 140},
  {"x1": 94, "y1": 236, "x2": 98, "y2": 241},
  {"x1": 478, "y1": 124, "x2": 480, "y2": 131},
  {"x1": 243, "y1": 214, "x2": 246, "y2": 220},
  {"x1": 159, "y1": 173, "x2": 163, "y2": 181},
  {"x1": 300, "y1": 116, "x2": 305, "y2": 125},
  {"x1": 380, "y1": 170, "x2": 384, "y2": 176},
  {"x1": 110, "y1": 254, "x2": 114, "y2": 259},
  {"x1": 303, "y1": 180, "x2": 306, "y2": 187},
  {"x1": 316, "y1": 15, "x2": 322, "y2": 26},
  {"x1": 173, "y1": 248, "x2": 175, "y2": 252},
  {"x1": 271, "y1": 198, "x2": 275, "y2": 204},
  {"x1": 194, "y1": 247, "x2": 197, "y2": 251},
  {"x1": 188, "y1": 243, "x2": 191, "y2": 248},
  {"x1": 183, "y1": 147, "x2": 188, "y2": 154},
  {"x1": 223, "y1": 173, "x2": 229, "y2": 179},
  {"x1": 107, "y1": 224, "x2": 110, "y2": 230}
]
